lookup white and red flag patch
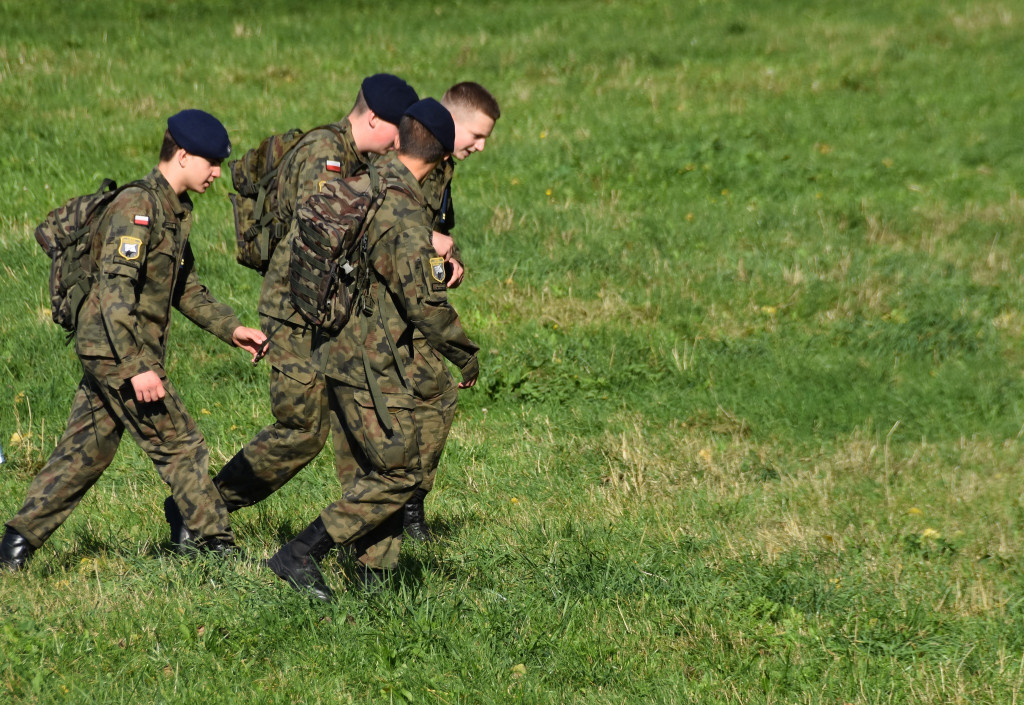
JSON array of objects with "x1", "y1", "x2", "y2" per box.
[
  {"x1": 133, "y1": 215, "x2": 150, "y2": 226},
  {"x1": 325, "y1": 160, "x2": 342, "y2": 173}
]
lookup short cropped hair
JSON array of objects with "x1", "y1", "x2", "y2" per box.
[
  {"x1": 349, "y1": 89, "x2": 369, "y2": 117},
  {"x1": 398, "y1": 115, "x2": 445, "y2": 163},
  {"x1": 159, "y1": 130, "x2": 181, "y2": 162},
  {"x1": 441, "y1": 82, "x2": 500, "y2": 121}
]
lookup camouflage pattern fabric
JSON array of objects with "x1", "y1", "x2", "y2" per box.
[
  {"x1": 415, "y1": 387, "x2": 459, "y2": 493},
  {"x1": 320, "y1": 384, "x2": 421, "y2": 570},
  {"x1": 419, "y1": 157, "x2": 462, "y2": 262},
  {"x1": 75, "y1": 168, "x2": 243, "y2": 376},
  {"x1": 215, "y1": 120, "x2": 365, "y2": 508},
  {"x1": 310, "y1": 153, "x2": 479, "y2": 568},
  {"x1": 314, "y1": 153, "x2": 479, "y2": 395},
  {"x1": 7, "y1": 362, "x2": 233, "y2": 547},
  {"x1": 6, "y1": 169, "x2": 241, "y2": 547},
  {"x1": 214, "y1": 317, "x2": 330, "y2": 509},
  {"x1": 258, "y1": 120, "x2": 364, "y2": 323}
]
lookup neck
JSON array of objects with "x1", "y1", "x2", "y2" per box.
[
  {"x1": 397, "y1": 154, "x2": 438, "y2": 183},
  {"x1": 157, "y1": 161, "x2": 187, "y2": 195}
]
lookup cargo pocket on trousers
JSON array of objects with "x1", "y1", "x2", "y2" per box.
[
  {"x1": 116, "y1": 378, "x2": 194, "y2": 446},
  {"x1": 351, "y1": 389, "x2": 417, "y2": 475}
]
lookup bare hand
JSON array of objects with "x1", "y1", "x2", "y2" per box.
[
  {"x1": 432, "y1": 231, "x2": 455, "y2": 259},
  {"x1": 232, "y1": 326, "x2": 269, "y2": 363},
  {"x1": 447, "y1": 259, "x2": 465, "y2": 289},
  {"x1": 459, "y1": 358, "x2": 479, "y2": 389},
  {"x1": 131, "y1": 370, "x2": 165, "y2": 403}
]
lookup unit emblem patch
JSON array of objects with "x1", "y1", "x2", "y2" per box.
[
  {"x1": 118, "y1": 237, "x2": 143, "y2": 260},
  {"x1": 429, "y1": 257, "x2": 446, "y2": 283}
]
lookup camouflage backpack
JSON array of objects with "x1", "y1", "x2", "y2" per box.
[
  {"x1": 228, "y1": 123, "x2": 347, "y2": 274},
  {"x1": 288, "y1": 165, "x2": 389, "y2": 334},
  {"x1": 34, "y1": 178, "x2": 155, "y2": 336}
]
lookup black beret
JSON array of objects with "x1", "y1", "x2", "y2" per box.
[
  {"x1": 404, "y1": 98, "x2": 455, "y2": 154},
  {"x1": 167, "y1": 110, "x2": 231, "y2": 161},
  {"x1": 361, "y1": 74, "x2": 419, "y2": 125}
]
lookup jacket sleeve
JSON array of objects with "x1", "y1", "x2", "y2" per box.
[
  {"x1": 425, "y1": 165, "x2": 462, "y2": 263},
  {"x1": 96, "y1": 191, "x2": 161, "y2": 379},
  {"x1": 390, "y1": 225, "x2": 479, "y2": 381},
  {"x1": 173, "y1": 242, "x2": 243, "y2": 345},
  {"x1": 286, "y1": 131, "x2": 362, "y2": 218}
]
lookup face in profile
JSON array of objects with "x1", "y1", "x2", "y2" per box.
[
  {"x1": 451, "y1": 108, "x2": 495, "y2": 161},
  {"x1": 182, "y1": 153, "x2": 222, "y2": 193}
]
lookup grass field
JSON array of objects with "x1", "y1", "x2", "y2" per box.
[{"x1": 3, "y1": 0, "x2": 1024, "y2": 702}]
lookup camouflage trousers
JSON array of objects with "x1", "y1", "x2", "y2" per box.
[
  {"x1": 321, "y1": 382, "x2": 422, "y2": 571},
  {"x1": 214, "y1": 318, "x2": 330, "y2": 509},
  {"x1": 6, "y1": 361, "x2": 233, "y2": 548},
  {"x1": 416, "y1": 386, "x2": 459, "y2": 493}
]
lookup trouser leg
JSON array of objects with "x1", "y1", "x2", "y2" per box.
[
  {"x1": 322, "y1": 384, "x2": 421, "y2": 572},
  {"x1": 415, "y1": 387, "x2": 459, "y2": 494},
  {"x1": 112, "y1": 375, "x2": 233, "y2": 543},
  {"x1": 6, "y1": 375, "x2": 122, "y2": 548},
  {"x1": 214, "y1": 356, "x2": 330, "y2": 510},
  {"x1": 403, "y1": 387, "x2": 459, "y2": 542}
]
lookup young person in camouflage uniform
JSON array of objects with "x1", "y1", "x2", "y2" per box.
[
  {"x1": 0, "y1": 110, "x2": 267, "y2": 571},
  {"x1": 163, "y1": 75, "x2": 419, "y2": 547},
  {"x1": 266, "y1": 99, "x2": 479, "y2": 601},
  {"x1": 401, "y1": 82, "x2": 501, "y2": 542}
]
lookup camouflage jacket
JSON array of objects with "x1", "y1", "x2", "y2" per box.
[
  {"x1": 420, "y1": 157, "x2": 462, "y2": 263},
  {"x1": 313, "y1": 153, "x2": 479, "y2": 399},
  {"x1": 258, "y1": 119, "x2": 364, "y2": 326},
  {"x1": 75, "y1": 168, "x2": 242, "y2": 381}
]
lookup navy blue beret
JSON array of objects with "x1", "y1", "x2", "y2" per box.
[
  {"x1": 167, "y1": 109, "x2": 231, "y2": 161},
  {"x1": 404, "y1": 98, "x2": 455, "y2": 154},
  {"x1": 361, "y1": 74, "x2": 419, "y2": 125}
]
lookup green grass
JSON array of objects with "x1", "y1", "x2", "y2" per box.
[{"x1": 4, "y1": 0, "x2": 1024, "y2": 702}]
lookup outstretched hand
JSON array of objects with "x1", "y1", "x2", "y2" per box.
[{"x1": 232, "y1": 326, "x2": 269, "y2": 364}]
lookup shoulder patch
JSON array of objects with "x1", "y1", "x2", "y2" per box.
[
  {"x1": 429, "y1": 256, "x2": 446, "y2": 283},
  {"x1": 133, "y1": 214, "x2": 150, "y2": 226},
  {"x1": 325, "y1": 159, "x2": 342, "y2": 173},
  {"x1": 118, "y1": 236, "x2": 143, "y2": 260}
]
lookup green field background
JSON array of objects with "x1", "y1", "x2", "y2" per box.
[{"x1": 2, "y1": 1, "x2": 1024, "y2": 702}]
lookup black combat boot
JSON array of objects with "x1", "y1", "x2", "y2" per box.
[
  {"x1": 164, "y1": 497, "x2": 243, "y2": 559},
  {"x1": 266, "y1": 517, "x2": 335, "y2": 602},
  {"x1": 163, "y1": 496, "x2": 196, "y2": 550},
  {"x1": 403, "y1": 488, "x2": 434, "y2": 543},
  {"x1": 0, "y1": 527, "x2": 36, "y2": 572}
]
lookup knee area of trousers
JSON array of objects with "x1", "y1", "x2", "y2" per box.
[{"x1": 155, "y1": 428, "x2": 206, "y2": 456}]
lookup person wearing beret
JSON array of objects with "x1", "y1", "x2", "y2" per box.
[
  {"x1": 0, "y1": 110, "x2": 267, "y2": 571},
  {"x1": 162, "y1": 75, "x2": 421, "y2": 549},
  {"x1": 402, "y1": 81, "x2": 501, "y2": 543},
  {"x1": 266, "y1": 99, "x2": 479, "y2": 600}
]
